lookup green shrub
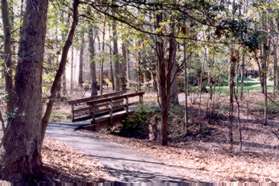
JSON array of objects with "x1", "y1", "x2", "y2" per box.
[{"x1": 116, "y1": 104, "x2": 156, "y2": 139}]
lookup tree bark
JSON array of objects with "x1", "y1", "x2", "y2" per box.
[
  {"x1": 112, "y1": 4, "x2": 121, "y2": 91},
  {"x1": 240, "y1": 50, "x2": 245, "y2": 100},
  {"x1": 62, "y1": 73, "x2": 67, "y2": 96},
  {"x1": 1, "y1": 0, "x2": 49, "y2": 179},
  {"x1": 273, "y1": 36, "x2": 278, "y2": 92},
  {"x1": 155, "y1": 12, "x2": 169, "y2": 146},
  {"x1": 89, "y1": 27, "x2": 98, "y2": 96},
  {"x1": 1, "y1": 0, "x2": 14, "y2": 115},
  {"x1": 229, "y1": 48, "x2": 239, "y2": 151},
  {"x1": 70, "y1": 46, "x2": 74, "y2": 93},
  {"x1": 261, "y1": 13, "x2": 270, "y2": 125},
  {"x1": 183, "y1": 40, "x2": 189, "y2": 133},
  {"x1": 169, "y1": 30, "x2": 179, "y2": 105},
  {"x1": 100, "y1": 19, "x2": 106, "y2": 95},
  {"x1": 78, "y1": 32, "x2": 84, "y2": 87},
  {"x1": 109, "y1": 26, "x2": 115, "y2": 90},
  {"x1": 121, "y1": 41, "x2": 128, "y2": 91}
]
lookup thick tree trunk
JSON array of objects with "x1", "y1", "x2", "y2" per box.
[
  {"x1": 89, "y1": 27, "x2": 98, "y2": 96},
  {"x1": 169, "y1": 26, "x2": 179, "y2": 105},
  {"x1": 1, "y1": 0, "x2": 14, "y2": 115},
  {"x1": 157, "y1": 45, "x2": 168, "y2": 145},
  {"x1": 169, "y1": 62, "x2": 179, "y2": 104},
  {"x1": 62, "y1": 73, "x2": 67, "y2": 96},
  {"x1": 1, "y1": 0, "x2": 48, "y2": 179},
  {"x1": 41, "y1": 0, "x2": 79, "y2": 140},
  {"x1": 78, "y1": 32, "x2": 84, "y2": 87},
  {"x1": 156, "y1": 13, "x2": 169, "y2": 146}
]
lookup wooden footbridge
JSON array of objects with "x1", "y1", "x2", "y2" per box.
[{"x1": 68, "y1": 91, "x2": 144, "y2": 126}]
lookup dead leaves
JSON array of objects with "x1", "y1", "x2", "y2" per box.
[{"x1": 42, "y1": 138, "x2": 112, "y2": 182}]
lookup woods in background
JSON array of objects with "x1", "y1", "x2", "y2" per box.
[{"x1": 0, "y1": 0, "x2": 279, "y2": 181}]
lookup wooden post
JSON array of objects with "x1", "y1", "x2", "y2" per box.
[
  {"x1": 139, "y1": 93, "x2": 143, "y2": 104},
  {"x1": 91, "y1": 105, "x2": 95, "y2": 125},
  {"x1": 109, "y1": 98, "x2": 113, "y2": 125},
  {"x1": 71, "y1": 104, "x2": 74, "y2": 122},
  {"x1": 125, "y1": 96, "x2": 129, "y2": 113}
]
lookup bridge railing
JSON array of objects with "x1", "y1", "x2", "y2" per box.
[
  {"x1": 68, "y1": 91, "x2": 126, "y2": 122},
  {"x1": 87, "y1": 91, "x2": 145, "y2": 124}
]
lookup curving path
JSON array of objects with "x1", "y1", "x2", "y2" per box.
[{"x1": 46, "y1": 123, "x2": 203, "y2": 184}]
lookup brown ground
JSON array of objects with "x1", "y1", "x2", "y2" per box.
[
  {"x1": 83, "y1": 92, "x2": 279, "y2": 182},
  {"x1": 48, "y1": 91, "x2": 279, "y2": 182},
  {"x1": 42, "y1": 138, "x2": 112, "y2": 182}
]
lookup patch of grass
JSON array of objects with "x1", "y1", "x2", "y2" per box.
[{"x1": 213, "y1": 79, "x2": 273, "y2": 96}]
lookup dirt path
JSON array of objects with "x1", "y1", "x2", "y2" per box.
[{"x1": 47, "y1": 123, "x2": 201, "y2": 183}]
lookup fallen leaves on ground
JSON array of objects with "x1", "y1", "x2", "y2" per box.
[
  {"x1": 88, "y1": 131, "x2": 279, "y2": 182},
  {"x1": 42, "y1": 138, "x2": 113, "y2": 182}
]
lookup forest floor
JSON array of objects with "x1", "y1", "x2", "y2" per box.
[
  {"x1": 48, "y1": 90, "x2": 279, "y2": 182},
  {"x1": 0, "y1": 130, "x2": 111, "y2": 183},
  {"x1": 47, "y1": 123, "x2": 197, "y2": 183},
  {"x1": 42, "y1": 138, "x2": 112, "y2": 182}
]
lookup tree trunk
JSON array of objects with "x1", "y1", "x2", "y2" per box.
[
  {"x1": 55, "y1": 19, "x2": 62, "y2": 98},
  {"x1": 126, "y1": 46, "x2": 130, "y2": 88},
  {"x1": 1, "y1": 0, "x2": 14, "y2": 115},
  {"x1": 1, "y1": 0, "x2": 49, "y2": 179},
  {"x1": 229, "y1": 48, "x2": 239, "y2": 151},
  {"x1": 183, "y1": 40, "x2": 189, "y2": 133},
  {"x1": 70, "y1": 46, "x2": 74, "y2": 93},
  {"x1": 137, "y1": 45, "x2": 143, "y2": 91},
  {"x1": 240, "y1": 50, "x2": 245, "y2": 100},
  {"x1": 156, "y1": 13, "x2": 169, "y2": 146},
  {"x1": 274, "y1": 36, "x2": 278, "y2": 92},
  {"x1": 261, "y1": 13, "x2": 270, "y2": 125},
  {"x1": 109, "y1": 26, "x2": 115, "y2": 90},
  {"x1": 78, "y1": 32, "x2": 84, "y2": 87},
  {"x1": 100, "y1": 19, "x2": 106, "y2": 95},
  {"x1": 121, "y1": 41, "x2": 128, "y2": 91},
  {"x1": 262, "y1": 42, "x2": 269, "y2": 125},
  {"x1": 112, "y1": 5, "x2": 121, "y2": 91},
  {"x1": 89, "y1": 27, "x2": 98, "y2": 96},
  {"x1": 62, "y1": 73, "x2": 67, "y2": 96},
  {"x1": 169, "y1": 33, "x2": 179, "y2": 105}
]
